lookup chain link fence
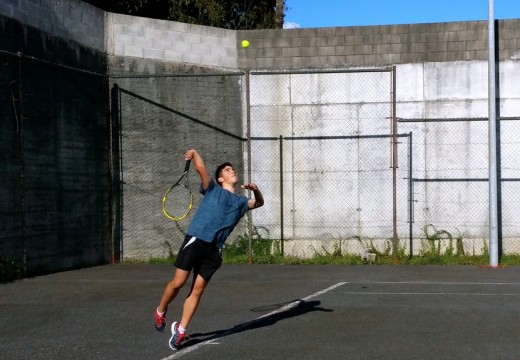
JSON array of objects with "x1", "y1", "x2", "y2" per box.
[
  {"x1": 112, "y1": 73, "x2": 248, "y2": 261},
  {"x1": 114, "y1": 68, "x2": 520, "y2": 262},
  {"x1": 114, "y1": 68, "x2": 412, "y2": 261},
  {"x1": 400, "y1": 117, "x2": 520, "y2": 256},
  {"x1": 250, "y1": 134, "x2": 411, "y2": 259},
  {"x1": 247, "y1": 68, "x2": 407, "y2": 258}
]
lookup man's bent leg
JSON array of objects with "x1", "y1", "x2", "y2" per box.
[
  {"x1": 180, "y1": 274, "x2": 208, "y2": 329},
  {"x1": 158, "y1": 268, "x2": 191, "y2": 313}
]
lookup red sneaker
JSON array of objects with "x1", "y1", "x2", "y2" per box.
[
  {"x1": 154, "y1": 309, "x2": 166, "y2": 332},
  {"x1": 169, "y1": 322, "x2": 188, "y2": 350}
]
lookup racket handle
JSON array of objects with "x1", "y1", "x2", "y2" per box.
[{"x1": 184, "y1": 159, "x2": 191, "y2": 172}]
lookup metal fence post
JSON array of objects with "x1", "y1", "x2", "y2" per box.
[
  {"x1": 245, "y1": 71, "x2": 254, "y2": 264},
  {"x1": 279, "y1": 135, "x2": 284, "y2": 256},
  {"x1": 391, "y1": 66, "x2": 398, "y2": 263},
  {"x1": 488, "y1": 0, "x2": 499, "y2": 267}
]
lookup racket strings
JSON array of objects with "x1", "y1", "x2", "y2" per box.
[{"x1": 162, "y1": 180, "x2": 193, "y2": 221}]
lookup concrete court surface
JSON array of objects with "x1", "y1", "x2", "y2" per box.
[{"x1": 1, "y1": 264, "x2": 519, "y2": 360}]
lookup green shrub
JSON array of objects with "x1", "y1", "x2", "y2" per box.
[{"x1": 224, "y1": 225, "x2": 279, "y2": 259}]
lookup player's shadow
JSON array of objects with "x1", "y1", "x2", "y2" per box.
[{"x1": 183, "y1": 299, "x2": 332, "y2": 347}]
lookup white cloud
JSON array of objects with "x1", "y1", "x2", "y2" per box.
[{"x1": 283, "y1": 22, "x2": 300, "y2": 29}]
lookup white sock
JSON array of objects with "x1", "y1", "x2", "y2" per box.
[
  {"x1": 156, "y1": 307, "x2": 165, "y2": 316},
  {"x1": 178, "y1": 324, "x2": 186, "y2": 334}
]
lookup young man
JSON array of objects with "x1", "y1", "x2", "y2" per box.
[{"x1": 154, "y1": 149, "x2": 264, "y2": 350}]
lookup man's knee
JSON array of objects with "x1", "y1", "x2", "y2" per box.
[
  {"x1": 190, "y1": 277, "x2": 208, "y2": 297},
  {"x1": 169, "y1": 271, "x2": 190, "y2": 290}
]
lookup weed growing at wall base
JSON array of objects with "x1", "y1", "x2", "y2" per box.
[
  {"x1": 222, "y1": 253, "x2": 520, "y2": 266},
  {"x1": 422, "y1": 224, "x2": 466, "y2": 257},
  {"x1": 143, "y1": 225, "x2": 520, "y2": 266},
  {"x1": 224, "y1": 225, "x2": 282, "y2": 263},
  {"x1": 144, "y1": 251, "x2": 520, "y2": 266}
]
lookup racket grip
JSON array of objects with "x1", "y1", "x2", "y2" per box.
[{"x1": 184, "y1": 159, "x2": 191, "y2": 172}]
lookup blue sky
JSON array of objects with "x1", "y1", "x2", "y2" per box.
[{"x1": 284, "y1": 0, "x2": 520, "y2": 28}]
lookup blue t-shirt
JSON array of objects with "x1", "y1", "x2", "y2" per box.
[{"x1": 187, "y1": 179, "x2": 250, "y2": 249}]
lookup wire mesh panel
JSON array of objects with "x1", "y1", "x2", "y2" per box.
[
  {"x1": 115, "y1": 68, "x2": 406, "y2": 260},
  {"x1": 401, "y1": 118, "x2": 520, "y2": 255},
  {"x1": 248, "y1": 68, "x2": 405, "y2": 257},
  {"x1": 405, "y1": 119, "x2": 490, "y2": 255},
  {"x1": 502, "y1": 180, "x2": 520, "y2": 251},
  {"x1": 249, "y1": 70, "x2": 394, "y2": 137},
  {"x1": 114, "y1": 67, "x2": 520, "y2": 261},
  {"x1": 247, "y1": 138, "x2": 280, "y2": 241},
  {"x1": 114, "y1": 74, "x2": 247, "y2": 260},
  {"x1": 500, "y1": 119, "x2": 520, "y2": 251},
  {"x1": 411, "y1": 180, "x2": 489, "y2": 255},
  {"x1": 286, "y1": 136, "x2": 408, "y2": 258}
]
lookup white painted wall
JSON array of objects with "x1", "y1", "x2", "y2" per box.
[{"x1": 249, "y1": 61, "x2": 520, "y2": 256}]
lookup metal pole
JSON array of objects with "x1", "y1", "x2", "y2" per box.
[
  {"x1": 245, "y1": 71, "x2": 254, "y2": 264},
  {"x1": 408, "y1": 132, "x2": 413, "y2": 258},
  {"x1": 279, "y1": 135, "x2": 284, "y2": 256},
  {"x1": 391, "y1": 66, "x2": 398, "y2": 264},
  {"x1": 488, "y1": 0, "x2": 499, "y2": 267}
]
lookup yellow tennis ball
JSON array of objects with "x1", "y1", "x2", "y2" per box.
[{"x1": 241, "y1": 40, "x2": 250, "y2": 48}]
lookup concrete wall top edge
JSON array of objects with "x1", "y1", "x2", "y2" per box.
[{"x1": 2, "y1": 0, "x2": 520, "y2": 72}]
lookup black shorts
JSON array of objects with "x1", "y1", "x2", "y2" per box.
[{"x1": 175, "y1": 235, "x2": 222, "y2": 282}]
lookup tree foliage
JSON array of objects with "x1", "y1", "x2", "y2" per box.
[{"x1": 82, "y1": 0, "x2": 284, "y2": 29}]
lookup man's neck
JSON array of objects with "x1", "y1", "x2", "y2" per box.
[{"x1": 222, "y1": 183, "x2": 235, "y2": 193}]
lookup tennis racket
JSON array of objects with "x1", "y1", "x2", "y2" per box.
[{"x1": 162, "y1": 160, "x2": 193, "y2": 221}]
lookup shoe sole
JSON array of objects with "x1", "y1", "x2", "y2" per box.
[{"x1": 155, "y1": 324, "x2": 166, "y2": 333}]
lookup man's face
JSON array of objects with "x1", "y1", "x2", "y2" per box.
[{"x1": 219, "y1": 166, "x2": 238, "y2": 185}]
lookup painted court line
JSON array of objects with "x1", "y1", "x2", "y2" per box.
[
  {"x1": 339, "y1": 280, "x2": 520, "y2": 296},
  {"x1": 352, "y1": 281, "x2": 520, "y2": 286},
  {"x1": 159, "y1": 282, "x2": 347, "y2": 360},
  {"x1": 339, "y1": 291, "x2": 520, "y2": 296}
]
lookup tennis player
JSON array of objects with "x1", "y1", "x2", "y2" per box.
[{"x1": 154, "y1": 149, "x2": 264, "y2": 350}]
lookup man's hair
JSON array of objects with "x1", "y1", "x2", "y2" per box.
[{"x1": 215, "y1": 162, "x2": 233, "y2": 186}]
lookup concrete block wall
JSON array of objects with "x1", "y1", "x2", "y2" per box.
[
  {"x1": 237, "y1": 20, "x2": 520, "y2": 69},
  {"x1": 3, "y1": 1, "x2": 519, "y2": 72},
  {"x1": 106, "y1": 13, "x2": 237, "y2": 72},
  {"x1": 0, "y1": 0, "x2": 105, "y2": 52}
]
